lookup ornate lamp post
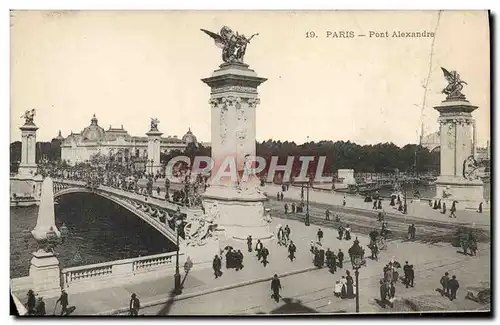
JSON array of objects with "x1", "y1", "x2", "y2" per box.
[
  {"x1": 305, "y1": 176, "x2": 311, "y2": 226},
  {"x1": 173, "y1": 207, "x2": 183, "y2": 295},
  {"x1": 349, "y1": 242, "x2": 364, "y2": 313}
]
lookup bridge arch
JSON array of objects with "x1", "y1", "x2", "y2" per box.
[{"x1": 53, "y1": 185, "x2": 182, "y2": 245}]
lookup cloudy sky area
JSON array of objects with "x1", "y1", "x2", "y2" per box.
[{"x1": 10, "y1": 10, "x2": 490, "y2": 146}]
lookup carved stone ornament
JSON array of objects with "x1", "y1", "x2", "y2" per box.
[
  {"x1": 247, "y1": 98, "x2": 261, "y2": 108},
  {"x1": 219, "y1": 104, "x2": 228, "y2": 144},
  {"x1": 212, "y1": 86, "x2": 257, "y2": 94},
  {"x1": 446, "y1": 124, "x2": 456, "y2": 150}
]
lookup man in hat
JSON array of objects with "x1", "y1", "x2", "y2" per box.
[
  {"x1": 448, "y1": 275, "x2": 460, "y2": 301},
  {"x1": 35, "y1": 297, "x2": 46, "y2": 316},
  {"x1": 317, "y1": 228, "x2": 324, "y2": 244},
  {"x1": 246, "y1": 235, "x2": 253, "y2": 253},
  {"x1": 337, "y1": 249, "x2": 344, "y2": 269},
  {"x1": 440, "y1": 272, "x2": 450, "y2": 296},
  {"x1": 26, "y1": 289, "x2": 36, "y2": 315},
  {"x1": 213, "y1": 254, "x2": 222, "y2": 278},
  {"x1": 271, "y1": 274, "x2": 282, "y2": 302},
  {"x1": 261, "y1": 246, "x2": 269, "y2": 267},
  {"x1": 129, "y1": 293, "x2": 140, "y2": 316},
  {"x1": 288, "y1": 240, "x2": 297, "y2": 262},
  {"x1": 255, "y1": 239, "x2": 263, "y2": 260},
  {"x1": 56, "y1": 289, "x2": 69, "y2": 316}
]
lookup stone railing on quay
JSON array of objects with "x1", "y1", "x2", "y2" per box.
[{"x1": 61, "y1": 251, "x2": 182, "y2": 294}]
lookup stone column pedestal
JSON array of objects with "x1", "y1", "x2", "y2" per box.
[
  {"x1": 18, "y1": 123, "x2": 39, "y2": 177},
  {"x1": 146, "y1": 129, "x2": 163, "y2": 174},
  {"x1": 434, "y1": 98, "x2": 485, "y2": 211},
  {"x1": 29, "y1": 250, "x2": 61, "y2": 298},
  {"x1": 201, "y1": 63, "x2": 272, "y2": 241}
]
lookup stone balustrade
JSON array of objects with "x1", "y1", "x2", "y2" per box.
[{"x1": 61, "y1": 251, "x2": 182, "y2": 293}]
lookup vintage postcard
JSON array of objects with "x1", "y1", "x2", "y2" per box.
[{"x1": 9, "y1": 10, "x2": 491, "y2": 316}]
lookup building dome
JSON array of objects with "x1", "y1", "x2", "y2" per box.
[
  {"x1": 421, "y1": 131, "x2": 440, "y2": 152},
  {"x1": 81, "y1": 114, "x2": 105, "y2": 142},
  {"x1": 182, "y1": 128, "x2": 198, "y2": 145}
]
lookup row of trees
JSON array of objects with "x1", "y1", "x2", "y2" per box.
[{"x1": 10, "y1": 139, "x2": 440, "y2": 174}]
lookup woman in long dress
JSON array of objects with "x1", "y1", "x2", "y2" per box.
[
  {"x1": 346, "y1": 271, "x2": 354, "y2": 298},
  {"x1": 345, "y1": 225, "x2": 352, "y2": 241},
  {"x1": 340, "y1": 276, "x2": 348, "y2": 299}
]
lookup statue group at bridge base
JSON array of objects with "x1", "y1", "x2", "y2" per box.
[
  {"x1": 203, "y1": 186, "x2": 272, "y2": 241},
  {"x1": 434, "y1": 176, "x2": 487, "y2": 211}
]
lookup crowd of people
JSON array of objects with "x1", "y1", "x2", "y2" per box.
[{"x1": 24, "y1": 289, "x2": 69, "y2": 316}]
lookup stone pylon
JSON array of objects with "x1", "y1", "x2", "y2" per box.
[
  {"x1": 29, "y1": 177, "x2": 62, "y2": 297},
  {"x1": 201, "y1": 62, "x2": 272, "y2": 241}
]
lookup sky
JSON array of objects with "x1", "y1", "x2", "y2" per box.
[{"x1": 10, "y1": 10, "x2": 490, "y2": 147}]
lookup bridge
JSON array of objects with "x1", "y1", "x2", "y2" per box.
[{"x1": 52, "y1": 179, "x2": 203, "y2": 245}]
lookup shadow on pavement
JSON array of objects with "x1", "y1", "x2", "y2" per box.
[
  {"x1": 269, "y1": 297, "x2": 317, "y2": 314},
  {"x1": 156, "y1": 271, "x2": 190, "y2": 316}
]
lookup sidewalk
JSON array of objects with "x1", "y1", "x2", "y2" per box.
[
  {"x1": 15, "y1": 216, "x2": 359, "y2": 316},
  {"x1": 265, "y1": 184, "x2": 490, "y2": 228}
]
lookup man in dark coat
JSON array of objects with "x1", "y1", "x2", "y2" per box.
[
  {"x1": 291, "y1": 203, "x2": 296, "y2": 213},
  {"x1": 26, "y1": 289, "x2": 36, "y2": 315},
  {"x1": 288, "y1": 240, "x2": 297, "y2": 262},
  {"x1": 35, "y1": 297, "x2": 46, "y2": 316},
  {"x1": 235, "y1": 250, "x2": 244, "y2": 271},
  {"x1": 284, "y1": 203, "x2": 288, "y2": 214},
  {"x1": 261, "y1": 247, "x2": 269, "y2": 267},
  {"x1": 317, "y1": 228, "x2": 324, "y2": 244},
  {"x1": 56, "y1": 289, "x2": 69, "y2": 316},
  {"x1": 379, "y1": 280, "x2": 388, "y2": 307},
  {"x1": 440, "y1": 272, "x2": 450, "y2": 296},
  {"x1": 448, "y1": 275, "x2": 460, "y2": 300},
  {"x1": 331, "y1": 252, "x2": 337, "y2": 273},
  {"x1": 284, "y1": 225, "x2": 291, "y2": 241},
  {"x1": 213, "y1": 255, "x2": 222, "y2": 278},
  {"x1": 129, "y1": 293, "x2": 140, "y2": 316},
  {"x1": 325, "y1": 209, "x2": 331, "y2": 220},
  {"x1": 277, "y1": 192, "x2": 280, "y2": 201},
  {"x1": 255, "y1": 240, "x2": 263, "y2": 260},
  {"x1": 271, "y1": 274, "x2": 282, "y2": 302},
  {"x1": 280, "y1": 192, "x2": 284, "y2": 201},
  {"x1": 337, "y1": 249, "x2": 344, "y2": 269},
  {"x1": 407, "y1": 265, "x2": 415, "y2": 288},
  {"x1": 403, "y1": 261, "x2": 410, "y2": 287},
  {"x1": 378, "y1": 200, "x2": 382, "y2": 210},
  {"x1": 389, "y1": 282, "x2": 396, "y2": 300},
  {"x1": 325, "y1": 248, "x2": 333, "y2": 269},
  {"x1": 247, "y1": 235, "x2": 253, "y2": 253}
]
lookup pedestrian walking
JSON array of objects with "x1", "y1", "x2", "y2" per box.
[
  {"x1": 343, "y1": 196, "x2": 346, "y2": 207},
  {"x1": 288, "y1": 240, "x2": 297, "y2": 261},
  {"x1": 271, "y1": 274, "x2": 282, "y2": 302},
  {"x1": 337, "y1": 249, "x2": 344, "y2": 269},
  {"x1": 407, "y1": 265, "x2": 415, "y2": 288},
  {"x1": 450, "y1": 201, "x2": 457, "y2": 218},
  {"x1": 235, "y1": 250, "x2": 244, "y2": 271},
  {"x1": 389, "y1": 282, "x2": 396, "y2": 300},
  {"x1": 403, "y1": 261, "x2": 410, "y2": 287},
  {"x1": 379, "y1": 280, "x2": 388, "y2": 307},
  {"x1": 284, "y1": 203, "x2": 288, "y2": 214},
  {"x1": 35, "y1": 297, "x2": 46, "y2": 316},
  {"x1": 213, "y1": 255, "x2": 222, "y2": 278},
  {"x1": 378, "y1": 200, "x2": 382, "y2": 210},
  {"x1": 325, "y1": 209, "x2": 331, "y2": 220},
  {"x1": 261, "y1": 247, "x2": 269, "y2": 267},
  {"x1": 440, "y1": 272, "x2": 450, "y2": 296},
  {"x1": 247, "y1": 235, "x2": 253, "y2": 253},
  {"x1": 26, "y1": 289, "x2": 36, "y2": 315},
  {"x1": 56, "y1": 289, "x2": 69, "y2": 316},
  {"x1": 277, "y1": 192, "x2": 280, "y2": 201},
  {"x1": 284, "y1": 225, "x2": 291, "y2": 242},
  {"x1": 292, "y1": 203, "x2": 296, "y2": 213},
  {"x1": 448, "y1": 275, "x2": 459, "y2": 300},
  {"x1": 317, "y1": 228, "x2": 324, "y2": 244},
  {"x1": 129, "y1": 293, "x2": 140, "y2": 316},
  {"x1": 255, "y1": 239, "x2": 263, "y2": 260},
  {"x1": 280, "y1": 192, "x2": 284, "y2": 201}
]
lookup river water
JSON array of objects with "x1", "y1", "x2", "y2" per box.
[
  {"x1": 377, "y1": 183, "x2": 491, "y2": 201},
  {"x1": 10, "y1": 193, "x2": 177, "y2": 278}
]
